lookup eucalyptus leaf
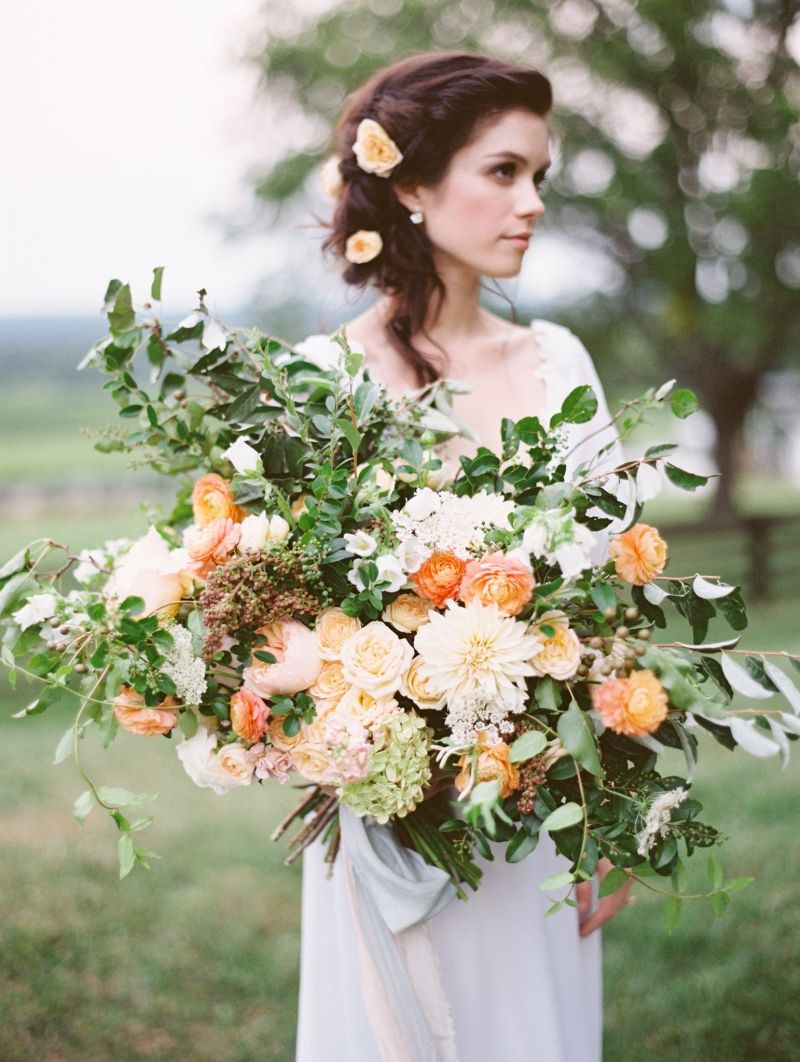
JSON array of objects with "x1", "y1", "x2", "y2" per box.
[
  {"x1": 73, "y1": 789, "x2": 95, "y2": 825},
  {"x1": 118, "y1": 834, "x2": 136, "y2": 879},
  {"x1": 762, "y1": 661, "x2": 800, "y2": 714},
  {"x1": 52, "y1": 726, "x2": 75, "y2": 765},
  {"x1": 692, "y1": 575, "x2": 735, "y2": 600},
  {"x1": 728, "y1": 717, "x2": 780, "y2": 757},
  {"x1": 538, "y1": 870, "x2": 575, "y2": 892},
  {"x1": 509, "y1": 729, "x2": 547, "y2": 763},
  {"x1": 557, "y1": 702, "x2": 603, "y2": 777}
]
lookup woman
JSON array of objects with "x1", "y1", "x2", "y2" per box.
[{"x1": 296, "y1": 52, "x2": 633, "y2": 1062}]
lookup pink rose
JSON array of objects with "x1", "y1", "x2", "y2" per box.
[
  {"x1": 253, "y1": 745, "x2": 293, "y2": 781},
  {"x1": 242, "y1": 618, "x2": 324, "y2": 697}
]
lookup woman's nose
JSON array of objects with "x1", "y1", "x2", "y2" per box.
[{"x1": 516, "y1": 183, "x2": 546, "y2": 219}]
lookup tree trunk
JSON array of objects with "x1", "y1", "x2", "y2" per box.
[{"x1": 699, "y1": 366, "x2": 758, "y2": 520}]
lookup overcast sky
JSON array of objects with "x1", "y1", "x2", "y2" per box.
[{"x1": 0, "y1": 0, "x2": 280, "y2": 319}]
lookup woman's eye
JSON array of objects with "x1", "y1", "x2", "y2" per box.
[{"x1": 492, "y1": 162, "x2": 515, "y2": 180}]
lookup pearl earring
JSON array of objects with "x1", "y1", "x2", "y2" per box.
[{"x1": 409, "y1": 210, "x2": 424, "y2": 224}]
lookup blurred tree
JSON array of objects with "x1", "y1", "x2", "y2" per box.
[{"x1": 250, "y1": 0, "x2": 800, "y2": 515}]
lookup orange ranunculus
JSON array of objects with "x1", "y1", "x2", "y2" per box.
[
  {"x1": 191, "y1": 473, "x2": 244, "y2": 528},
  {"x1": 229, "y1": 687, "x2": 270, "y2": 745},
  {"x1": 113, "y1": 686, "x2": 179, "y2": 736},
  {"x1": 454, "y1": 732, "x2": 520, "y2": 799},
  {"x1": 458, "y1": 551, "x2": 535, "y2": 616},
  {"x1": 608, "y1": 523, "x2": 667, "y2": 585},
  {"x1": 186, "y1": 518, "x2": 241, "y2": 579},
  {"x1": 592, "y1": 669, "x2": 668, "y2": 737},
  {"x1": 412, "y1": 552, "x2": 467, "y2": 607}
]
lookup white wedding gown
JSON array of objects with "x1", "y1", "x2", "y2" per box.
[{"x1": 296, "y1": 320, "x2": 620, "y2": 1062}]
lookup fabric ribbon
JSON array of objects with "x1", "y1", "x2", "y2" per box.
[{"x1": 339, "y1": 804, "x2": 459, "y2": 1062}]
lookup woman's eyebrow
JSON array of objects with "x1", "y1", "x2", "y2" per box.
[{"x1": 483, "y1": 150, "x2": 551, "y2": 171}]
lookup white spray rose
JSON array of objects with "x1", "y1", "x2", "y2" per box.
[{"x1": 223, "y1": 437, "x2": 261, "y2": 475}]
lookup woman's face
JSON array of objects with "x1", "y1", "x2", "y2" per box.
[{"x1": 406, "y1": 108, "x2": 550, "y2": 279}]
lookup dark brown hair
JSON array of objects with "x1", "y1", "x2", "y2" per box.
[{"x1": 323, "y1": 51, "x2": 553, "y2": 385}]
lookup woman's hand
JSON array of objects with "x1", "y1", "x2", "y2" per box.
[{"x1": 576, "y1": 857, "x2": 634, "y2": 938}]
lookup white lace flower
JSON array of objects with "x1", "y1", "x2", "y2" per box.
[
  {"x1": 635, "y1": 787, "x2": 689, "y2": 856},
  {"x1": 391, "y1": 489, "x2": 517, "y2": 565},
  {"x1": 161, "y1": 624, "x2": 207, "y2": 706},
  {"x1": 522, "y1": 508, "x2": 596, "y2": 579}
]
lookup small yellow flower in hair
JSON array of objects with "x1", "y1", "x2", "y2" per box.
[
  {"x1": 353, "y1": 118, "x2": 403, "y2": 177},
  {"x1": 345, "y1": 230, "x2": 383, "y2": 264},
  {"x1": 320, "y1": 155, "x2": 343, "y2": 198}
]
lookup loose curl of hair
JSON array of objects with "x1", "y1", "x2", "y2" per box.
[{"x1": 323, "y1": 51, "x2": 553, "y2": 386}]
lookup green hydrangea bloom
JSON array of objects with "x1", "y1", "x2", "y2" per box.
[{"x1": 340, "y1": 712, "x2": 432, "y2": 824}]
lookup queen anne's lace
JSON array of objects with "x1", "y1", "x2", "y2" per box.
[
  {"x1": 161, "y1": 624, "x2": 207, "y2": 706},
  {"x1": 391, "y1": 488, "x2": 516, "y2": 568},
  {"x1": 635, "y1": 787, "x2": 688, "y2": 855}
]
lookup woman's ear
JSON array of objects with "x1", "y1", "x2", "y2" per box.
[{"x1": 393, "y1": 183, "x2": 424, "y2": 216}]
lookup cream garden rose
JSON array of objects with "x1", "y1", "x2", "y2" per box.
[
  {"x1": 382, "y1": 592, "x2": 434, "y2": 634},
  {"x1": 400, "y1": 655, "x2": 446, "y2": 710},
  {"x1": 340, "y1": 621, "x2": 414, "y2": 699},
  {"x1": 320, "y1": 155, "x2": 343, "y2": 198},
  {"x1": 529, "y1": 610, "x2": 582, "y2": 681},
  {"x1": 315, "y1": 607, "x2": 363, "y2": 661},
  {"x1": 308, "y1": 660, "x2": 350, "y2": 707}
]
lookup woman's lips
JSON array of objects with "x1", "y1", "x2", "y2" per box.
[{"x1": 504, "y1": 234, "x2": 531, "y2": 249}]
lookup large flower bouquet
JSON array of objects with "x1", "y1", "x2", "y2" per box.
[{"x1": 3, "y1": 271, "x2": 799, "y2": 927}]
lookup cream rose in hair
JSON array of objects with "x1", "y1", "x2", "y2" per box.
[
  {"x1": 382, "y1": 592, "x2": 434, "y2": 634},
  {"x1": 315, "y1": 607, "x2": 362, "y2": 661},
  {"x1": 320, "y1": 155, "x2": 343, "y2": 198},
  {"x1": 352, "y1": 118, "x2": 403, "y2": 176},
  {"x1": 345, "y1": 230, "x2": 383, "y2": 264},
  {"x1": 529, "y1": 610, "x2": 582, "y2": 680},
  {"x1": 340, "y1": 620, "x2": 414, "y2": 699}
]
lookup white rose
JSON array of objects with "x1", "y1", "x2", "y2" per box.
[
  {"x1": 176, "y1": 728, "x2": 248, "y2": 795},
  {"x1": 344, "y1": 530, "x2": 378, "y2": 557},
  {"x1": 223, "y1": 437, "x2": 261, "y2": 475},
  {"x1": 425, "y1": 462, "x2": 453, "y2": 490},
  {"x1": 238, "y1": 512, "x2": 269, "y2": 553},
  {"x1": 340, "y1": 621, "x2": 415, "y2": 699},
  {"x1": 404, "y1": 488, "x2": 439, "y2": 521},
  {"x1": 12, "y1": 593, "x2": 58, "y2": 630},
  {"x1": 268, "y1": 514, "x2": 290, "y2": 543}
]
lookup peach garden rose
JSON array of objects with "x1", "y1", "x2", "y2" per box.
[
  {"x1": 608, "y1": 523, "x2": 668, "y2": 585},
  {"x1": 113, "y1": 686, "x2": 179, "y2": 736},
  {"x1": 412, "y1": 551, "x2": 467, "y2": 608},
  {"x1": 592, "y1": 669, "x2": 668, "y2": 737},
  {"x1": 242, "y1": 618, "x2": 324, "y2": 698},
  {"x1": 458, "y1": 551, "x2": 535, "y2": 616},
  {"x1": 229, "y1": 687, "x2": 270, "y2": 745},
  {"x1": 454, "y1": 732, "x2": 520, "y2": 799},
  {"x1": 191, "y1": 472, "x2": 244, "y2": 528}
]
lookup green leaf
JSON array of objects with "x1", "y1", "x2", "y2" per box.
[
  {"x1": 73, "y1": 789, "x2": 95, "y2": 825},
  {"x1": 534, "y1": 676, "x2": 561, "y2": 711},
  {"x1": 151, "y1": 265, "x2": 164, "y2": 301},
  {"x1": 179, "y1": 711, "x2": 198, "y2": 738},
  {"x1": 598, "y1": 866, "x2": 630, "y2": 898},
  {"x1": 709, "y1": 890, "x2": 730, "y2": 917},
  {"x1": 560, "y1": 385, "x2": 598, "y2": 425},
  {"x1": 670, "y1": 388, "x2": 698, "y2": 419},
  {"x1": 52, "y1": 726, "x2": 75, "y2": 765},
  {"x1": 722, "y1": 876, "x2": 755, "y2": 894},
  {"x1": 538, "y1": 870, "x2": 575, "y2": 892},
  {"x1": 335, "y1": 417, "x2": 362, "y2": 451},
  {"x1": 119, "y1": 595, "x2": 146, "y2": 614},
  {"x1": 557, "y1": 702, "x2": 604, "y2": 777},
  {"x1": 118, "y1": 834, "x2": 136, "y2": 879},
  {"x1": 505, "y1": 828, "x2": 539, "y2": 863},
  {"x1": 664, "y1": 896, "x2": 682, "y2": 933},
  {"x1": 541, "y1": 802, "x2": 583, "y2": 832},
  {"x1": 706, "y1": 852, "x2": 724, "y2": 891},
  {"x1": 591, "y1": 584, "x2": 617, "y2": 613},
  {"x1": 509, "y1": 729, "x2": 547, "y2": 763},
  {"x1": 108, "y1": 283, "x2": 135, "y2": 333},
  {"x1": 254, "y1": 649, "x2": 277, "y2": 664},
  {"x1": 664, "y1": 464, "x2": 709, "y2": 491},
  {"x1": 0, "y1": 546, "x2": 29, "y2": 580},
  {"x1": 96, "y1": 787, "x2": 156, "y2": 809}
]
